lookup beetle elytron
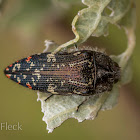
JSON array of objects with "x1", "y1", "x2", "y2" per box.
[{"x1": 4, "y1": 50, "x2": 120, "y2": 95}]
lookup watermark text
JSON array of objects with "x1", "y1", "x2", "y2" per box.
[{"x1": 0, "y1": 122, "x2": 22, "y2": 131}]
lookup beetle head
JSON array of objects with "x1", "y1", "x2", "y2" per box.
[{"x1": 94, "y1": 52, "x2": 120, "y2": 93}]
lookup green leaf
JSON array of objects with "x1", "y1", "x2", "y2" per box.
[
  {"x1": 118, "y1": 1, "x2": 136, "y2": 29},
  {"x1": 101, "y1": 85, "x2": 120, "y2": 110},
  {"x1": 92, "y1": 0, "x2": 132, "y2": 37},
  {"x1": 53, "y1": 0, "x2": 133, "y2": 53},
  {"x1": 37, "y1": 91, "x2": 109, "y2": 133},
  {"x1": 92, "y1": 16, "x2": 109, "y2": 37},
  {"x1": 121, "y1": 58, "x2": 133, "y2": 85},
  {"x1": 53, "y1": 0, "x2": 111, "y2": 53},
  {"x1": 107, "y1": 0, "x2": 131, "y2": 23},
  {"x1": 72, "y1": 0, "x2": 111, "y2": 43}
]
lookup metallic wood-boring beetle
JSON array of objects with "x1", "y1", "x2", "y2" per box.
[{"x1": 4, "y1": 50, "x2": 120, "y2": 95}]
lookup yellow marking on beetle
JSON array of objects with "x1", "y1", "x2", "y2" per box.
[
  {"x1": 73, "y1": 52, "x2": 81, "y2": 56},
  {"x1": 61, "y1": 64, "x2": 65, "y2": 67},
  {"x1": 26, "y1": 68, "x2": 30, "y2": 71},
  {"x1": 40, "y1": 68, "x2": 43, "y2": 71},
  {"x1": 32, "y1": 73, "x2": 41, "y2": 81},
  {"x1": 73, "y1": 89, "x2": 82, "y2": 94},
  {"x1": 33, "y1": 83, "x2": 36, "y2": 86},
  {"x1": 67, "y1": 92, "x2": 72, "y2": 95},
  {"x1": 23, "y1": 75, "x2": 27, "y2": 79},
  {"x1": 51, "y1": 64, "x2": 55, "y2": 67},
  {"x1": 69, "y1": 60, "x2": 88, "y2": 68},
  {"x1": 30, "y1": 62, "x2": 35, "y2": 67},
  {"x1": 47, "y1": 54, "x2": 56, "y2": 62},
  {"x1": 47, "y1": 84, "x2": 58, "y2": 94},
  {"x1": 68, "y1": 79, "x2": 88, "y2": 86},
  {"x1": 31, "y1": 77, "x2": 36, "y2": 86},
  {"x1": 88, "y1": 78, "x2": 93, "y2": 85},
  {"x1": 17, "y1": 77, "x2": 21, "y2": 83},
  {"x1": 50, "y1": 78, "x2": 53, "y2": 82},
  {"x1": 88, "y1": 61, "x2": 92, "y2": 67},
  {"x1": 43, "y1": 64, "x2": 45, "y2": 67},
  {"x1": 31, "y1": 77, "x2": 35, "y2": 82},
  {"x1": 14, "y1": 75, "x2": 17, "y2": 78},
  {"x1": 12, "y1": 64, "x2": 21, "y2": 72},
  {"x1": 57, "y1": 64, "x2": 60, "y2": 68},
  {"x1": 34, "y1": 69, "x2": 40, "y2": 73},
  {"x1": 61, "y1": 80, "x2": 65, "y2": 86}
]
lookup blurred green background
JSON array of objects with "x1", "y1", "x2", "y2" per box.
[{"x1": 0, "y1": 0, "x2": 140, "y2": 139}]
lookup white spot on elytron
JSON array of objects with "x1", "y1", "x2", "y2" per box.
[
  {"x1": 30, "y1": 62, "x2": 35, "y2": 67},
  {"x1": 68, "y1": 79, "x2": 88, "y2": 86},
  {"x1": 61, "y1": 64, "x2": 65, "y2": 67},
  {"x1": 51, "y1": 64, "x2": 55, "y2": 67},
  {"x1": 43, "y1": 64, "x2": 45, "y2": 67},
  {"x1": 14, "y1": 75, "x2": 16, "y2": 78},
  {"x1": 69, "y1": 60, "x2": 88, "y2": 68},
  {"x1": 40, "y1": 68, "x2": 43, "y2": 71},
  {"x1": 26, "y1": 68, "x2": 30, "y2": 71},
  {"x1": 50, "y1": 78, "x2": 53, "y2": 82},
  {"x1": 57, "y1": 64, "x2": 60, "y2": 68},
  {"x1": 31, "y1": 77, "x2": 36, "y2": 86},
  {"x1": 17, "y1": 77, "x2": 21, "y2": 83},
  {"x1": 34, "y1": 69, "x2": 40, "y2": 73},
  {"x1": 47, "y1": 84, "x2": 58, "y2": 94},
  {"x1": 73, "y1": 89, "x2": 82, "y2": 94},
  {"x1": 31, "y1": 77, "x2": 35, "y2": 82},
  {"x1": 33, "y1": 83, "x2": 36, "y2": 86},
  {"x1": 47, "y1": 54, "x2": 56, "y2": 62},
  {"x1": 61, "y1": 80, "x2": 65, "y2": 86},
  {"x1": 12, "y1": 64, "x2": 21, "y2": 72},
  {"x1": 23, "y1": 75, "x2": 27, "y2": 79},
  {"x1": 32, "y1": 73, "x2": 41, "y2": 81}
]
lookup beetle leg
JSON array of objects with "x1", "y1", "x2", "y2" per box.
[
  {"x1": 76, "y1": 97, "x2": 90, "y2": 112},
  {"x1": 68, "y1": 44, "x2": 79, "y2": 53},
  {"x1": 44, "y1": 94, "x2": 54, "y2": 102},
  {"x1": 74, "y1": 44, "x2": 78, "y2": 51}
]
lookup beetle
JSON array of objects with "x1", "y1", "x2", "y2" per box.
[{"x1": 4, "y1": 50, "x2": 120, "y2": 95}]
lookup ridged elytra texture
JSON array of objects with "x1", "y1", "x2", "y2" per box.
[{"x1": 4, "y1": 50, "x2": 120, "y2": 95}]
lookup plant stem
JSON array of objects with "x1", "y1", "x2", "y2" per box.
[{"x1": 119, "y1": 27, "x2": 136, "y2": 69}]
